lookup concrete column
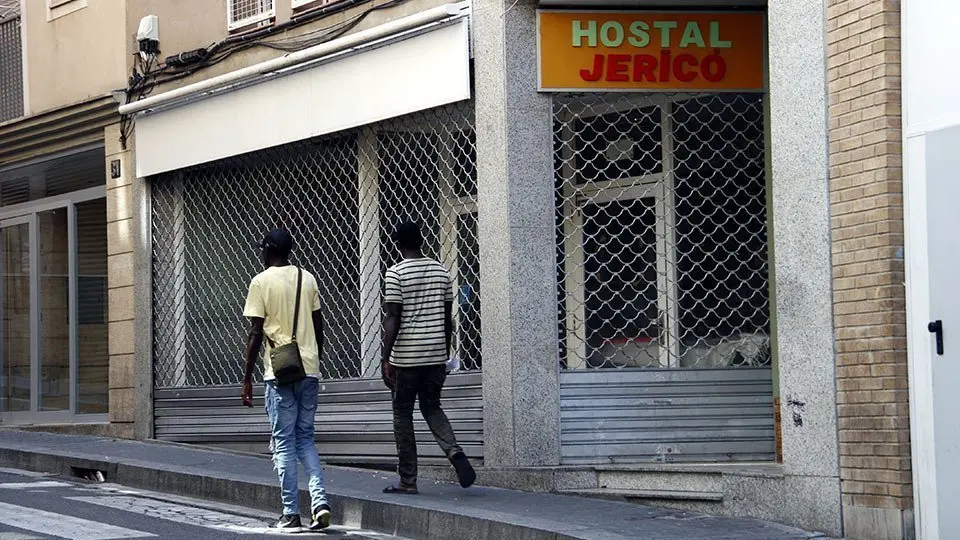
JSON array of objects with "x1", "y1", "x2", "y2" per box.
[
  {"x1": 767, "y1": 0, "x2": 842, "y2": 536},
  {"x1": 105, "y1": 123, "x2": 138, "y2": 439},
  {"x1": 132, "y1": 152, "x2": 154, "y2": 441},
  {"x1": 473, "y1": 0, "x2": 560, "y2": 468},
  {"x1": 358, "y1": 127, "x2": 382, "y2": 378}
]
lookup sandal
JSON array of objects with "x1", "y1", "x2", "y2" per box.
[{"x1": 383, "y1": 483, "x2": 419, "y2": 495}]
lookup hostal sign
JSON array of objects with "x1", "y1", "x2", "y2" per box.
[{"x1": 537, "y1": 11, "x2": 765, "y2": 91}]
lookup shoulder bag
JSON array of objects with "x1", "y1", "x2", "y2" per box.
[{"x1": 269, "y1": 267, "x2": 307, "y2": 385}]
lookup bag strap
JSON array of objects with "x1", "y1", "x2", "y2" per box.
[{"x1": 291, "y1": 267, "x2": 302, "y2": 343}]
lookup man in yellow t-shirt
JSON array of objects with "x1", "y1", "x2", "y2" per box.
[{"x1": 241, "y1": 228, "x2": 329, "y2": 531}]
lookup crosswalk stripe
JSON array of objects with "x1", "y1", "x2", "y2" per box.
[
  {"x1": 0, "y1": 533, "x2": 45, "y2": 540},
  {"x1": 0, "y1": 481, "x2": 72, "y2": 489},
  {"x1": 0, "y1": 501, "x2": 155, "y2": 540},
  {"x1": 0, "y1": 469, "x2": 50, "y2": 479},
  {"x1": 68, "y1": 496, "x2": 287, "y2": 535}
]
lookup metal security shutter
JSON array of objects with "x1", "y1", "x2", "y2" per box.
[
  {"x1": 554, "y1": 92, "x2": 775, "y2": 464},
  {"x1": 0, "y1": 15, "x2": 22, "y2": 124},
  {"x1": 155, "y1": 372, "x2": 483, "y2": 463},
  {"x1": 150, "y1": 100, "x2": 483, "y2": 462},
  {"x1": 560, "y1": 368, "x2": 775, "y2": 464}
]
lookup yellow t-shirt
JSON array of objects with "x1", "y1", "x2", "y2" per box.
[{"x1": 243, "y1": 265, "x2": 322, "y2": 380}]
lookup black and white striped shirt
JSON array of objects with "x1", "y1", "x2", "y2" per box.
[{"x1": 384, "y1": 258, "x2": 453, "y2": 367}]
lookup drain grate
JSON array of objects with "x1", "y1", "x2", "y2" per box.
[{"x1": 69, "y1": 467, "x2": 106, "y2": 483}]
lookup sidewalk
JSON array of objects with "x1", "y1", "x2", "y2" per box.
[{"x1": 0, "y1": 431, "x2": 828, "y2": 540}]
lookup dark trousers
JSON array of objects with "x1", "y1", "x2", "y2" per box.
[{"x1": 392, "y1": 364, "x2": 463, "y2": 486}]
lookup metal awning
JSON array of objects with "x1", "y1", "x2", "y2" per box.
[
  {"x1": 0, "y1": 96, "x2": 117, "y2": 168},
  {"x1": 124, "y1": 3, "x2": 472, "y2": 178}
]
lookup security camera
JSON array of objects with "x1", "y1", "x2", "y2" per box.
[{"x1": 137, "y1": 15, "x2": 160, "y2": 55}]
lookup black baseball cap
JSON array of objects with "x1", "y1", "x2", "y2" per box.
[{"x1": 260, "y1": 228, "x2": 294, "y2": 256}]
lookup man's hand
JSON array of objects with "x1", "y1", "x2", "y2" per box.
[
  {"x1": 381, "y1": 361, "x2": 396, "y2": 391},
  {"x1": 242, "y1": 317, "x2": 264, "y2": 408},
  {"x1": 241, "y1": 379, "x2": 254, "y2": 407}
]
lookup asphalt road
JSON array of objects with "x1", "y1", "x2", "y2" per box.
[{"x1": 0, "y1": 468, "x2": 407, "y2": 540}]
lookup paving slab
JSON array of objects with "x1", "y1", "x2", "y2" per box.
[{"x1": 0, "y1": 431, "x2": 829, "y2": 540}]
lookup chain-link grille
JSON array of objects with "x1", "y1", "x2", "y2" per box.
[
  {"x1": 554, "y1": 93, "x2": 770, "y2": 370},
  {"x1": 0, "y1": 16, "x2": 23, "y2": 123},
  {"x1": 152, "y1": 101, "x2": 481, "y2": 388},
  {"x1": 228, "y1": 0, "x2": 274, "y2": 30}
]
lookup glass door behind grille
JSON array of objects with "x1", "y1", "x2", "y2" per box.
[
  {"x1": 456, "y1": 211, "x2": 481, "y2": 370},
  {"x1": 582, "y1": 198, "x2": 661, "y2": 368}
]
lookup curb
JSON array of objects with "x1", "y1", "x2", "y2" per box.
[{"x1": 0, "y1": 446, "x2": 578, "y2": 540}]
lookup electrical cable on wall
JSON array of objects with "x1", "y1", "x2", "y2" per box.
[{"x1": 118, "y1": 0, "x2": 410, "y2": 149}]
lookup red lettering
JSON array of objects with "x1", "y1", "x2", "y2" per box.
[
  {"x1": 632, "y1": 54, "x2": 658, "y2": 82},
  {"x1": 672, "y1": 54, "x2": 698, "y2": 83},
  {"x1": 702, "y1": 51, "x2": 727, "y2": 83},
  {"x1": 606, "y1": 54, "x2": 631, "y2": 82},
  {"x1": 576, "y1": 52, "x2": 728, "y2": 86},
  {"x1": 580, "y1": 54, "x2": 604, "y2": 82},
  {"x1": 659, "y1": 50, "x2": 672, "y2": 82}
]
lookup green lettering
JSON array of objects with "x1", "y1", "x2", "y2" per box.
[
  {"x1": 710, "y1": 21, "x2": 732, "y2": 48},
  {"x1": 600, "y1": 21, "x2": 625, "y2": 47},
  {"x1": 679, "y1": 21, "x2": 706, "y2": 48},
  {"x1": 572, "y1": 20, "x2": 597, "y2": 47},
  {"x1": 628, "y1": 21, "x2": 650, "y2": 47},
  {"x1": 652, "y1": 21, "x2": 678, "y2": 48}
]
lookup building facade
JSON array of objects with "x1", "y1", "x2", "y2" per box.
[
  {"x1": 828, "y1": 0, "x2": 913, "y2": 538},
  {"x1": 0, "y1": 0, "x2": 123, "y2": 429},
  {"x1": 901, "y1": 0, "x2": 960, "y2": 539},
  {"x1": 2, "y1": 0, "x2": 950, "y2": 538},
  {"x1": 118, "y1": 0, "x2": 842, "y2": 534}
]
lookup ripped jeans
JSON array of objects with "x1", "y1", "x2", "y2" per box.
[{"x1": 264, "y1": 377, "x2": 328, "y2": 516}]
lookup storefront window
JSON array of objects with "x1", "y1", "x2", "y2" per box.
[
  {"x1": 574, "y1": 105, "x2": 663, "y2": 184},
  {"x1": 377, "y1": 131, "x2": 442, "y2": 272},
  {"x1": 38, "y1": 208, "x2": 69, "y2": 411},
  {"x1": 76, "y1": 199, "x2": 107, "y2": 413},
  {"x1": 673, "y1": 95, "x2": 769, "y2": 366},
  {"x1": 0, "y1": 148, "x2": 107, "y2": 420},
  {"x1": 1, "y1": 222, "x2": 30, "y2": 412},
  {"x1": 555, "y1": 93, "x2": 770, "y2": 370},
  {"x1": 450, "y1": 129, "x2": 477, "y2": 199},
  {"x1": 151, "y1": 102, "x2": 482, "y2": 386}
]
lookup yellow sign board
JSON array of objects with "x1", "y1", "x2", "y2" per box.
[{"x1": 537, "y1": 11, "x2": 766, "y2": 92}]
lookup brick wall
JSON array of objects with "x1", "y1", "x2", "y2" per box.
[{"x1": 827, "y1": 0, "x2": 911, "y2": 537}]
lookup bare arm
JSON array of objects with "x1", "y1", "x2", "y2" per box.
[
  {"x1": 380, "y1": 302, "x2": 401, "y2": 390},
  {"x1": 381, "y1": 266, "x2": 405, "y2": 389},
  {"x1": 312, "y1": 309, "x2": 324, "y2": 352},
  {"x1": 444, "y1": 301, "x2": 453, "y2": 356},
  {"x1": 381, "y1": 303, "x2": 402, "y2": 365},
  {"x1": 241, "y1": 317, "x2": 264, "y2": 407}
]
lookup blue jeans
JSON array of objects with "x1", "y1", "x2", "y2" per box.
[{"x1": 264, "y1": 377, "x2": 328, "y2": 516}]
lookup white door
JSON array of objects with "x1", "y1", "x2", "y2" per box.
[
  {"x1": 894, "y1": 2, "x2": 960, "y2": 536},
  {"x1": 906, "y1": 126, "x2": 960, "y2": 539}
]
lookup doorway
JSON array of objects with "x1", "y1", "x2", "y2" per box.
[
  {"x1": 0, "y1": 149, "x2": 107, "y2": 424},
  {"x1": 582, "y1": 197, "x2": 662, "y2": 368}
]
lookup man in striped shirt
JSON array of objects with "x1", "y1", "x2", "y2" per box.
[{"x1": 380, "y1": 221, "x2": 476, "y2": 494}]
